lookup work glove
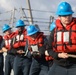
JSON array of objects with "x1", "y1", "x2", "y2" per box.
[
  {"x1": 31, "y1": 45, "x2": 39, "y2": 52},
  {"x1": 32, "y1": 51, "x2": 41, "y2": 58}
]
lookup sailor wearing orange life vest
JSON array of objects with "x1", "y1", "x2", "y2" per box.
[
  {"x1": 2, "y1": 24, "x2": 16, "y2": 75},
  {"x1": 13, "y1": 20, "x2": 32, "y2": 75},
  {"x1": 26, "y1": 25, "x2": 50, "y2": 75},
  {"x1": 48, "y1": 2, "x2": 76, "y2": 75}
]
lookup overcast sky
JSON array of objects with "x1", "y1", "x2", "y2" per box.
[{"x1": 0, "y1": 0, "x2": 76, "y2": 35}]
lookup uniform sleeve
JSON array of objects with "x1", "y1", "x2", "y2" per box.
[
  {"x1": 38, "y1": 37, "x2": 47, "y2": 55},
  {"x1": 38, "y1": 46, "x2": 45, "y2": 55},
  {"x1": 0, "y1": 39, "x2": 5, "y2": 49},
  {"x1": 48, "y1": 30, "x2": 58, "y2": 59},
  {"x1": 0, "y1": 36, "x2": 4, "y2": 54}
]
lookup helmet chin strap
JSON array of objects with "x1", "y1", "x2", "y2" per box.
[{"x1": 18, "y1": 30, "x2": 23, "y2": 35}]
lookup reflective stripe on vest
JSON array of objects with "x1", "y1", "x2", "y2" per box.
[{"x1": 15, "y1": 34, "x2": 24, "y2": 41}]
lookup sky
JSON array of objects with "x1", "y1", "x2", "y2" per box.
[{"x1": 0, "y1": 0, "x2": 76, "y2": 35}]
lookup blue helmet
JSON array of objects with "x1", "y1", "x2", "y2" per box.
[
  {"x1": 56, "y1": 2, "x2": 74, "y2": 15},
  {"x1": 27, "y1": 25, "x2": 39, "y2": 36},
  {"x1": 50, "y1": 22, "x2": 56, "y2": 31},
  {"x1": 2, "y1": 24, "x2": 11, "y2": 33},
  {"x1": 16, "y1": 20, "x2": 25, "y2": 28}
]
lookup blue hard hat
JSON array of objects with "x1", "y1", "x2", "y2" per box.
[
  {"x1": 16, "y1": 20, "x2": 25, "y2": 28},
  {"x1": 56, "y1": 2, "x2": 74, "y2": 15},
  {"x1": 50, "y1": 22, "x2": 56, "y2": 31},
  {"x1": 27, "y1": 25, "x2": 39, "y2": 36},
  {"x1": 2, "y1": 24, "x2": 11, "y2": 33}
]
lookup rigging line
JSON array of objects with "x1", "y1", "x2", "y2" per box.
[
  {"x1": 0, "y1": 8, "x2": 17, "y2": 14},
  {"x1": 22, "y1": 16, "x2": 50, "y2": 20},
  {"x1": 24, "y1": 20, "x2": 50, "y2": 23},
  {"x1": 0, "y1": 20, "x2": 50, "y2": 24},
  {"x1": 22, "y1": 8, "x2": 55, "y2": 13}
]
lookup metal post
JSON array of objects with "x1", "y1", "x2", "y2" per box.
[
  {"x1": 10, "y1": 8, "x2": 16, "y2": 27},
  {"x1": 26, "y1": 0, "x2": 33, "y2": 24}
]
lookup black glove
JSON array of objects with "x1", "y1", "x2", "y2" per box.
[
  {"x1": 32, "y1": 51, "x2": 41, "y2": 57},
  {"x1": 38, "y1": 46, "x2": 46, "y2": 55}
]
